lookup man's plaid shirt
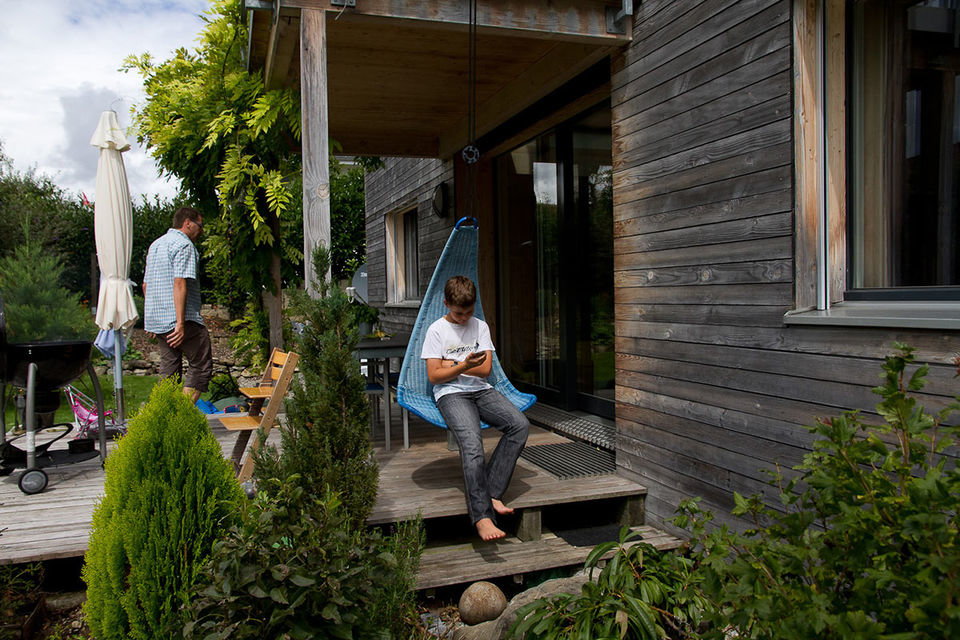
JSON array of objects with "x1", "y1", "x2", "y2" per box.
[{"x1": 143, "y1": 229, "x2": 204, "y2": 334}]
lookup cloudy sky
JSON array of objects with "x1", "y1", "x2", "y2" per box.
[{"x1": 0, "y1": 0, "x2": 210, "y2": 201}]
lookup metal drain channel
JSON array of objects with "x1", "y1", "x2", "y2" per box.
[
  {"x1": 525, "y1": 404, "x2": 616, "y2": 451},
  {"x1": 520, "y1": 441, "x2": 616, "y2": 479}
]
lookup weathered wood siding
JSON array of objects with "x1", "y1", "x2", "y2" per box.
[
  {"x1": 612, "y1": 0, "x2": 959, "y2": 534},
  {"x1": 365, "y1": 157, "x2": 454, "y2": 334}
]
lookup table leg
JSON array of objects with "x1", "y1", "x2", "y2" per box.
[{"x1": 382, "y1": 357, "x2": 391, "y2": 451}]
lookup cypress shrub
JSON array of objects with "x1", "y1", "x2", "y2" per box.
[
  {"x1": 254, "y1": 244, "x2": 378, "y2": 526},
  {"x1": 83, "y1": 379, "x2": 243, "y2": 639},
  {"x1": 192, "y1": 244, "x2": 424, "y2": 638},
  {"x1": 0, "y1": 240, "x2": 94, "y2": 343}
]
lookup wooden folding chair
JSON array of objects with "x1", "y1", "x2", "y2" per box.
[
  {"x1": 238, "y1": 348, "x2": 291, "y2": 416},
  {"x1": 221, "y1": 350, "x2": 299, "y2": 483}
]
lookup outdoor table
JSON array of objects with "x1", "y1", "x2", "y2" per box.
[{"x1": 354, "y1": 332, "x2": 409, "y2": 450}]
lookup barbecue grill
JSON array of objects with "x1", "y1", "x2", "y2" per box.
[{"x1": 0, "y1": 296, "x2": 108, "y2": 494}]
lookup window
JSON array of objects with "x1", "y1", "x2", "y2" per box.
[
  {"x1": 847, "y1": 0, "x2": 959, "y2": 295},
  {"x1": 385, "y1": 207, "x2": 419, "y2": 303},
  {"x1": 788, "y1": 0, "x2": 960, "y2": 328}
]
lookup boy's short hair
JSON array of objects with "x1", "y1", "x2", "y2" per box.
[
  {"x1": 172, "y1": 206, "x2": 202, "y2": 229},
  {"x1": 444, "y1": 276, "x2": 476, "y2": 307}
]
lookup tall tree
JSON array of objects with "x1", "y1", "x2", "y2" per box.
[{"x1": 124, "y1": 0, "x2": 301, "y2": 348}]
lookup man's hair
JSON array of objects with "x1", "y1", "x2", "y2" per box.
[
  {"x1": 172, "y1": 207, "x2": 202, "y2": 229},
  {"x1": 444, "y1": 275, "x2": 476, "y2": 307}
]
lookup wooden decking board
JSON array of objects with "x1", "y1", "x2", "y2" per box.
[
  {"x1": 415, "y1": 526, "x2": 684, "y2": 590},
  {"x1": 0, "y1": 416, "x2": 264, "y2": 566},
  {"x1": 369, "y1": 427, "x2": 647, "y2": 525},
  {"x1": 2, "y1": 408, "x2": 667, "y2": 595}
]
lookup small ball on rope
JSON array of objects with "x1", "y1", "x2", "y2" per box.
[{"x1": 461, "y1": 145, "x2": 481, "y2": 165}]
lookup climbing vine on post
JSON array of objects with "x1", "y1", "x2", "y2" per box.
[{"x1": 123, "y1": 0, "x2": 301, "y2": 349}]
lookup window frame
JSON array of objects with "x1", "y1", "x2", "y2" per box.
[
  {"x1": 384, "y1": 206, "x2": 420, "y2": 305},
  {"x1": 786, "y1": 0, "x2": 960, "y2": 329}
]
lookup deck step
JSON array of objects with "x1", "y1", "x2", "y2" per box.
[
  {"x1": 525, "y1": 404, "x2": 615, "y2": 451},
  {"x1": 416, "y1": 525, "x2": 684, "y2": 590}
]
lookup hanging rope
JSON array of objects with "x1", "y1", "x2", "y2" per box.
[{"x1": 462, "y1": 0, "x2": 480, "y2": 219}]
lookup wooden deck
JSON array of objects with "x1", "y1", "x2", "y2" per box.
[{"x1": 1, "y1": 407, "x2": 681, "y2": 588}]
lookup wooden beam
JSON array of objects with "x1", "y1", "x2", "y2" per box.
[
  {"x1": 265, "y1": 10, "x2": 300, "y2": 90},
  {"x1": 300, "y1": 8, "x2": 331, "y2": 292},
  {"x1": 792, "y1": 0, "x2": 821, "y2": 311},
  {"x1": 330, "y1": 134, "x2": 438, "y2": 158},
  {"x1": 262, "y1": 1, "x2": 281, "y2": 88},
  {"x1": 438, "y1": 43, "x2": 616, "y2": 157},
  {"x1": 280, "y1": 0, "x2": 630, "y2": 45}
]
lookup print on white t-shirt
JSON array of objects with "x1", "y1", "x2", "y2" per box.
[{"x1": 421, "y1": 316, "x2": 494, "y2": 400}]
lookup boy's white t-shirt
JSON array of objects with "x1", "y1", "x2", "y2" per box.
[{"x1": 421, "y1": 316, "x2": 494, "y2": 400}]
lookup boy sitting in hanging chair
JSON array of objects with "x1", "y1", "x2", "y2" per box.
[{"x1": 422, "y1": 275, "x2": 530, "y2": 541}]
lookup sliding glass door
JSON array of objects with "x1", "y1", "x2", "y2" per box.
[{"x1": 495, "y1": 105, "x2": 614, "y2": 417}]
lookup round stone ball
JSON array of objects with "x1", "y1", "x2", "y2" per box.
[{"x1": 458, "y1": 581, "x2": 508, "y2": 625}]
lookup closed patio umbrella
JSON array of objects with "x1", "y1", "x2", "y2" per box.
[{"x1": 91, "y1": 110, "x2": 138, "y2": 424}]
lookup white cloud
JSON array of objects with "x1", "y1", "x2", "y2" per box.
[{"x1": 0, "y1": 0, "x2": 209, "y2": 201}]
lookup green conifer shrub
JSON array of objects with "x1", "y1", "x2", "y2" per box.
[
  {"x1": 253, "y1": 244, "x2": 378, "y2": 526},
  {"x1": 185, "y1": 244, "x2": 423, "y2": 639},
  {"x1": 83, "y1": 379, "x2": 243, "y2": 639},
  {"x1": 0, "y1": 241, "x2": 94, "y2": 343}
]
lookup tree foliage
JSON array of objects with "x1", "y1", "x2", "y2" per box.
[
  {"x1": 123, "y1": 0, "x2": 302, "y2": 331},
  {"x1": 0, "y1": 141, "x2": 177, "y2": 304},
  {"x1": 124, "y1": 0, "x2": 374, "y2": 331}
]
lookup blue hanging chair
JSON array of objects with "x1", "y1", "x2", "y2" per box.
[{"x1": 396, "y1": 217, "x2": 536, "y2": 428}]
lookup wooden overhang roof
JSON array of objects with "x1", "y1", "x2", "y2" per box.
[{"x1": 246, "y1": 0, "x2": 631, "y2": 158}]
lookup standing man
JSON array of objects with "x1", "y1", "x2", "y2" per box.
[{"x1": 142, "y1": 206, "x2": 212, "y2": 403}]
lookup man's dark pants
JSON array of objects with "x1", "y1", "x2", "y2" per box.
[{"x1": 155, "y1": 320, "x2": 213, "y2": 392}]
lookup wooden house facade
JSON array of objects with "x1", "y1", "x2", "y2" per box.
[{"x1": 248, "y1": 0, "x2": 960, "y2": 534}]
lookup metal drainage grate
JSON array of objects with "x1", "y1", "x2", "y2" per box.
[
  {"x1": 525, "y1": 404, "x2": 616, "y2": 451},
  {"x1": 520, "y1": 441, "x2": 616, "y2": 480}
]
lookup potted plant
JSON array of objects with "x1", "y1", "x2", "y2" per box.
[
  {"x1": 352, "y1": 301, "x2": 380, "y2": 338},
  {"x1": 0, "y1": 563, "x2": 45, "y2": 640}
]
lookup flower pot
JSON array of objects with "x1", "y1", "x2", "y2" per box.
[{"x1": 0, "y1": 595, "x2": 46, "y2": 640}]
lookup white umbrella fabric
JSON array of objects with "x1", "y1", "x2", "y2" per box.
[{"x1": 91, "y1": 110, "x2": 138, "y2": 423}]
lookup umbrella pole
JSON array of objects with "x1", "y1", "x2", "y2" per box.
[{"x1": 113, "y1": 329, "x2": 125, "y2": 425}]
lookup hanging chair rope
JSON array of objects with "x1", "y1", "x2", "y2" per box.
[{"x1": 462, "y1": 0, "x2": 480, "y2": 221}]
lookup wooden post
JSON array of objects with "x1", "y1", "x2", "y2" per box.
[
  {"x1": 300, "y1": 7, "x2": 331, "y2": 295},
  {"x1": 517, "y1": 507, "x2": 542, "y2": 542},
  {"x1": 618, "y1": 495, "x2": 645, "y2": 527}
]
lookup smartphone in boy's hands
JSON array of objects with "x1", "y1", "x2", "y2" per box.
[{"x1": 466, "y1": 351, "x2": 486, "y2": 366}]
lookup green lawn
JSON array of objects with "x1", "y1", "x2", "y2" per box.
[{"x1": 3, "y1": 373, "x2": 160, "y2": 432}]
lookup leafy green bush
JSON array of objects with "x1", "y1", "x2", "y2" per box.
[
  {"x1": 508, "y1": 528, "x2": 705, "y2": 639},
  {"x1": 674, "y1": 344, "x2": 960, "y2": 639},
  {"x1": 83, "y1": 379, "x2": 244, "y2": 639},
  {"x1": 184, "y1": 476, "x2": 423, "y2": 640},
  {"x1": 0, "y1": 241, "x2": 94, "y2": 343},
  {"x1": 207, "y1": 372, "x2": 240, "y2": 403}
]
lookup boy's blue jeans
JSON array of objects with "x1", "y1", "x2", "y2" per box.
[{"x1": 437, "y1": 388, "x2": 529, "y2": 525}]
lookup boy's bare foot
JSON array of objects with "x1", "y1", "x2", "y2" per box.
[
  {"x1": 476, "y1": 518, "x2": 506, "y2": 541},
  {"x1": 491, "y1": 498, "x2": 514, "y2": 515}
]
